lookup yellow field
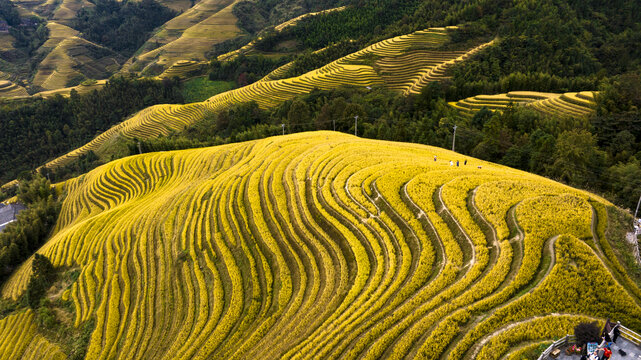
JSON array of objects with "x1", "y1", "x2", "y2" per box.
[
  {"x1": 0, "y1": 80, "x2": 29, "y2": 98},
  {"x1": 0, "y1": 310, "x2": 66, "y2": 360},
  {"x1": 156, "y1": 60, "x2": 206, "y2": 80},
  {"x1": 122, "y1": 0, "x2": 242, "y2": 75},
  {"x1": 37, "y1": 27, "x2": 494, "y2": 170},
  {"x1": 2, "y1": 132, "x2": 640, "y2": 359},
  {"x1": 32, "y1": 36, "x2": 124, "y2": 91},
  {"x1": 449, "y1": 91, "x2": 597, "y2": 118}
]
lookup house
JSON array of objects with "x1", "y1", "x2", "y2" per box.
[
  {"x1": 19, "y1": 18, "x2": 38, "y2": 27},
  {"x1": 0, "y1": 21, "x2": 9, "y2": 33},
  {"x1": 0, "y1": 203, "x2": 27, "y2": 233}
]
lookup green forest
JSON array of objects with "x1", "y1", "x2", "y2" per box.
[{"x1": 0, "y1": 77, "x2": 183, "y2": 183}]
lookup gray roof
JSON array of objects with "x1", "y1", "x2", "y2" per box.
[{"x1": 0, "y1": 203, "x2": 27, "y2": 233}]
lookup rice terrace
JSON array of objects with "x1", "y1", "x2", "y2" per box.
[{"x1": 1, "y1": 0, "x2": 641, "y2": 359}]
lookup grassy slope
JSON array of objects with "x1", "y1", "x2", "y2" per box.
[
  {"x1": 1, "y1": 132, "x2": 640, "y2": 359},
  {"x1": 181, "y1": 76, "x2": 234, "y2": 102}
]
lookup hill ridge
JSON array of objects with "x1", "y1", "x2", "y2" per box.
[{"x1": 1, "y1": 132, "x2": 639, "y2": 359}]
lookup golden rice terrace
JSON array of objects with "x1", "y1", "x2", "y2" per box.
[{"x1": 1, "y1": 132, "x2": 640, "y2": 359}]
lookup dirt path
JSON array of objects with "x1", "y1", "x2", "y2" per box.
[{"x1": 464, "y1": 234, "x2": 559, "y2": 360}]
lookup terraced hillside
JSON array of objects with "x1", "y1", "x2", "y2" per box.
[
  {"x1": 122, "y1": 0, "x2": 242, "y2": 75},
  {"x1": 0, "y1": 79, "x2": 29, "y2": 98},
  {"x1": 0, "y1": 310, "x2": 66, "y2": 360},
  {"x1": 449, "y1": 91, "x2": 597, "y2": 118},
  {"x1": 156, "y1": 60, "x2": 206, "y2": 80},
  {"x1": 32, "y1": 36, "x2": 125, "y2": 91},
  {"x1": 216, "y1": 6, "x2": 348, "y2": 62},
  {"x1": 37, "y1": 28, "x2": 495, "y2": 170},
  {"x1": 2, "y1": 132, "x2": 640, "y2": 359}
]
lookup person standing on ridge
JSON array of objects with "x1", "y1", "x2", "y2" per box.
[{"x1": 612, "y1": 322, "x2": 621, "y2": 343}]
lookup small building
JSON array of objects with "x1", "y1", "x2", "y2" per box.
[
  {"x1": 19, "y1": 18, "x2": 38, "y2": 27},
  {"x1": 0, "y1": 203, "x2": 27, "y2": 233},
  {"x1": 0, "y1": 21, "x2": 9, "y2": 33}
]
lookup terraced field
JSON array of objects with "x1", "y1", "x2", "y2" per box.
[
  {"x1": 0, "y1": 310, "x2": 66, "y2": 360},
  {"x1": 217, "y1": 6, "x2": 347, "y2": 62},
  {"x1": 36, "y1": 28, "x2": 494, "y2": 170},
  {"x1": 2, "y1": 132, "x2": 640, "y2": 359},
  {"x1": 32, "y1": 36, "x2": 125, "y2": 91},
  {"x1": 156, "y1": 60, "x2": 206, "y2": 80},
  {"x1": 449, "y1": 91, "x2": 597, "y2": 118},
  {"x1": 0, "y1": 80, "x2": 29, "y2": 98},
  {"x1": 122, "y1": 0, "x2": 242, "y2": 75}
]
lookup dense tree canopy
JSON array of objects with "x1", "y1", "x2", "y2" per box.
[
  {"x1": 0, "y1": 77, "x2": 183, "y2": 183},
  {"x1": 74, "y1": 0, "x2": 175, "y2": 56}
]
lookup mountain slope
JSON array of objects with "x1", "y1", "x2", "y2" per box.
[
  {"x1": 122, "y1": 0, "x2": 242, "y2": 75},
  {"x1": 449, "y1": 91, "x2": 598, "y2": 118},
  {"x1": 1, "y1": 132, "x2": 640, "y2": 359},
  {"x1": 32, "y1": 36, "x2": 124, "y2": 90},
  {"x1": 37, "y1": 27, "x2": 494, "y2": 170}
]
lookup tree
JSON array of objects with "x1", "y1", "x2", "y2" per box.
[
  {"x1": 548, "y1": 129, "x2": 606, "y2": 187},
  {"x1": 607, "y1": 158, "x2": 641, "y2": 209},
  {"x1": 574, "y1": 321, "x2": 601, "y2": 347},
  {"x1": 25, "y1": 254, "x2": 56, "y2": 308},
  {"x1": 287, "y1": 99, "x2": 311, "y2": 131}
]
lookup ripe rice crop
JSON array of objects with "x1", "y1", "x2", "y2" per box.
[
  {"x1": 2, "y1": 132, "x2": 639, "y2": 359},
  {"x1": 449, "y1": 91, "x2": 597, "y2": 118}
]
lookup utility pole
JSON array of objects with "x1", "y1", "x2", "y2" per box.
[
  {"x1": 333, "y1": 119, "x2": 335, "y2": 132},
  {"x1": 137, "y1": 141, "x2": 142, "y2": 155},
  {"x1": 281, "y1": 123, "x2": 285, "y2": 136},
  {"x1": 354, "y1": 115, "x2": 358, "y2": 137},
  {"x1": 635, "y1": 193, "x2": 641, "y2": 219},
  {"x1": 452, "y1": 125, "x2": 457, "y2": 152}
]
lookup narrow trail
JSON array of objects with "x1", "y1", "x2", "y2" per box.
[
  {"x1": 437, "y1": 184, "x2": 476, "y2": 269},
  {"x1": 588, "y1": 206, "x2": 641, "y2": 307}
]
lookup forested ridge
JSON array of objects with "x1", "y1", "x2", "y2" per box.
[
  {"x1": 3, "y1": 0, "x2": 641, "y2": 213},
  {"x1": 0, "y1": 77, "x2": 183, "y2": 183}
]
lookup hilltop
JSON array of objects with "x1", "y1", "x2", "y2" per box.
[{"x1": 1, "y1": 132, "x2": 640, "y2": 359}]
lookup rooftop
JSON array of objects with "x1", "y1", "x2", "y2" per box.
[{"x1": 0, "y1": 203, "x2": 26, "y2": 232}]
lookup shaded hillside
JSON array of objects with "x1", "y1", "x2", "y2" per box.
[{"x1": 32, "y1": 36, "x2": 125, "y2": 90}]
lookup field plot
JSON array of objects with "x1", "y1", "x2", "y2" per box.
[
  {"x1": 0, "y1": 79, "x2": 29, "y2": 98},
  {"x1": 39, "y1": 27, "x2": 495, "y2": 170},
  {"x1": 33, "y1": 79, "x2": 108, "y2": 98},
  {"x1": 11, "y1": 0, "x2": 93, "y2": 26},
  {"x1": 0, "y1": 310, "x2": 66, "y2": 360},
  {"x1": 123, "y1": 0, "x2": 242, "y2": 75},
  {"x1": 156, "y1": 60, "x2": 206, "y2": 80},
  {"x1": 2, "y1": 132, "x2": 640, "y2": 359},
  {"x1": 450, "y1": 91, "x2": 598, "y2": 118},
  {"x1": 32, "y1": 36, "x2": 125, "y2": 91}
]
